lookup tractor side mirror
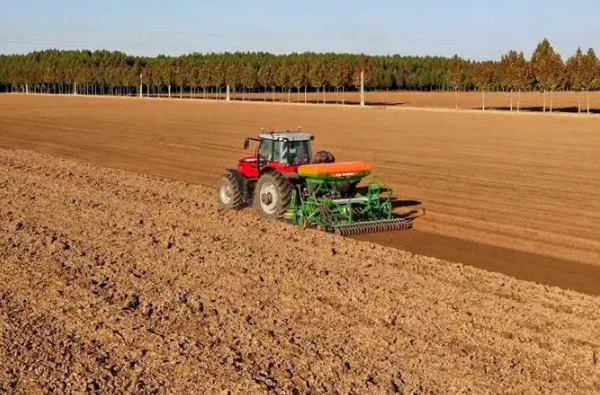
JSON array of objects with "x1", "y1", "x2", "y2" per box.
[{"x1": 243, "y1": 139, "x2": 249, "y2": 150}]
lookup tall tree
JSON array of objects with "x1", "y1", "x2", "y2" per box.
[
  {"x1": 566, "y1": 47, "x2": 585, "y2": 112},
  {"x1": 309, "y1": 58, "x2": 329, "y2": 103},
  {"x1": 511, "y1": 52, "x2": 533, "y2": 111},
  {"x1": 471, "y1": 61, "x2": 495, "y2": 110},
  {"x1": 225, "y1": 60, "x2": 243, "y2": 99},
  {"x1": 240, "y1": 62, "x2": 259, "y2": 100},
  {"x1": 198, "y1": 62, "x2": 212, "y2": 99},
  {"x1": 275, "y1": 58, "x2": 292, "y2": 102},
  {"x1": 499, "y1": 50, "x2": 519, "y2": 110},
  {"x1": 328, "y1": 57, "x2": 352, "y2": 104},
  {"x1": 445, "y1": 55, "x2": 466, "y2": 109},
  {"x1": 289, "y1": 55, "x2": 310, "y2": 103},
  {"x1": 351, "y1": 56, "x2": 373, "y2": 100},
  {"x1": 257, "y1": 61, "x2": 277, "y2": 101},
  {"x1": 531, "y1": 38, "x2": 566, "y2": 112},
  {"x1": 581, "y1": 48, "x2": 600, "y2": 114}
]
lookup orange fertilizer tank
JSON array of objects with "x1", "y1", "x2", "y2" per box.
[{"x1": 297, "y1": 161, "x2": 372, "y2": 180}]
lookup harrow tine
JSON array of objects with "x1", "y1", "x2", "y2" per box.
[{"x1": 332, "y1": 218, "x2": 413, "y2": 237}]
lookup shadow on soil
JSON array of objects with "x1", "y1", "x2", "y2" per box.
[
  {"x1": 390, "y1": 199, "x2": 422, "y2": 209},
  {"x1": 235, "y1": 97, "x2": 406, "y2": 106},
  {"x1": 354, "y1": 186, "x2": 422, "y2": 209},
  {"x1": 475, "y1": 106, "x2": 600, "y2": 114}
]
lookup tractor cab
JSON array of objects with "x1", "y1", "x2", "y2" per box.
[{"x1": 239, "y1": 129, "x2": 314, "y2": 179}]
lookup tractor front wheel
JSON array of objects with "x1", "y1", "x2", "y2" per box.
[
  {"x1": 253, "y1": 172, "x2": 292, "y2": 219},
  {"x1": 216, "y1": 173, "x2": 244, "y2": 210}
]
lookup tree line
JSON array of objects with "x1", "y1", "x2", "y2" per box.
[{"x1": 0, "y1": 38, "x2": 599, "y2": 109}]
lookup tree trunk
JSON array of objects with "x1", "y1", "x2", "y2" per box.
[
  {"x1": 549, "y1": 91, "x2": 553, "y2": 112},
  {"x1": 578, "y1": 95, "x2": 581, "y2": 113},
  {"x1": 587, "y1": 90, "x2": 591, "y2": 114},
  {"x1": 455, "y1": 88, "x2": 458, "y2": 110},
  {"x1": 272, "y1": 86, "x2": 275, "y2": 102},
  {"x1": 323, "y1": 86, "x2": 326, "y2": 104},
  {"x1": 304, "y1": 85, "x2": 307, "y2": 104},
  {"x1": 342, "y1": 86, "x2": 345, "y2": 105},
  {"x1": 287, "y1": 88, "x2": 290, "y2": 103},
  {"x1": 482, "y1": 90, "x2": 485, "y2": 111},
  {"x1": 517, "y1": 90, "x2": 521, "y2": 112},
  {"x1": 543, "y1": 90, "x2": 546, "y2": 112},
  {"x1": 168, "y1": 85, "x2": 171, "y2": 99},
  {"x1": 510, "y1": 93, "x2": 513, "y2": 111}
]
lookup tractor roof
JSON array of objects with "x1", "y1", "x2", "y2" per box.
[{"x1": 259, "y1": 131, "x2": 313, "y2": 141}]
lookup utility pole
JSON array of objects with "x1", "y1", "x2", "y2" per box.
[{"x1": 360, "y1": 70, "x2": 365, "y2": 107}]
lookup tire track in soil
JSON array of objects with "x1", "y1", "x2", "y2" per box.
[{"x1": 2, "y1": 148, "x2": 600, "y2": 394}]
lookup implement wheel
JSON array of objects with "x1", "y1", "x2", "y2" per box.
[
  {"x1": 216, "y1": 173, "x2": 244, "y2": 210},
  {"x1": 253, "y1": 172, "x2": 292, "y2": 219}
]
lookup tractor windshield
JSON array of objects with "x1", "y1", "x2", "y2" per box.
[{"x1": 273, "y1": 140, "x2": 312, "y2": 165}]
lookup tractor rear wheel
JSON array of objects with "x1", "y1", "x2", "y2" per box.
[
  {"x1": 216, "y1": 172, "x2": 244, "y2": 210},
  {"x1": 253, "y1": 172, "x2": 292, "y2": 219}
]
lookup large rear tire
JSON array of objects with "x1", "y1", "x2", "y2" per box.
[
  {"x1": 253, "y1": 172, "x2": 292, "y2": 219},
  {"x1": 216, "y1": 173, "x2": 244, "y2": 210}
]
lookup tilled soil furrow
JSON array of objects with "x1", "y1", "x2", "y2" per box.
[{"x1": 1, "y1": 148, "x2": 600, "y2": 394}]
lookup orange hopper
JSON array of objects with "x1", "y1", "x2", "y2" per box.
[{"x1": 297, "y1": 161, "x2": 372, "y2": 179}]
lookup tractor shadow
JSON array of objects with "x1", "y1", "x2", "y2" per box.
[{"x1": 390, "y1": 198, "x2": 422, "y2": 209}]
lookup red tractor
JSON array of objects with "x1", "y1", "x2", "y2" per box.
[
  {"x1": 216, "y1": 128, "x2": 320, "y2": 218},
  {"x1": 216, "y1": 128, "x2": 421, "y2": 236}
]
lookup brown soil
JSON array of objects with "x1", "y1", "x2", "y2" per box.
[
  {"x1": 2, "y1": 148, "x2": 600, "y2": 394},
  {"x1": 2, "y1": 95, "x2": 599, "y2": 281},
  {"x1": 358, "y1": 230, "x2": 600, "y2": 296}
]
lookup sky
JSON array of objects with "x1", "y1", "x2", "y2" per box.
[{"x1": 1, "y1": 0, "x2": 599, "y2": 60}]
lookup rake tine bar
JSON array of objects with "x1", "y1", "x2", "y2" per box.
[{"x1": 332, "y1": 218, "x2": 413, "y2": 236}]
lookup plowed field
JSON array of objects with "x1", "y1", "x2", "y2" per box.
[
  {"x1": 2, "y1": 148, "x2": 599, "y2": 394},
  {"x1": 1, "y1": 95, "x2": 600, "y2": 295}
]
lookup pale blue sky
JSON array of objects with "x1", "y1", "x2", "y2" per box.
[{"x1": 1, "y1": 0, "x2": 598, "y2": 60}]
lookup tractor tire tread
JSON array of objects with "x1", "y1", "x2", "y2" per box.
[
  {"x1": 216, "y1": 172, "x2": 244, "y2": 210},
  {"x1": 253, "y1": 171, "x2": 293, "y2": 219}
]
